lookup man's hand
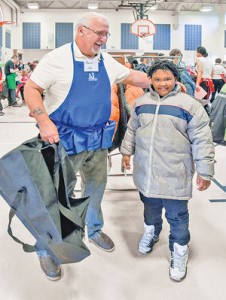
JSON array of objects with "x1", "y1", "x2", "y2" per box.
[
  {"x1": 39, "y1": 118, "x2": 60, "y2": 144},
  {"x1": 196, "y1": 175, "x2": 211, "y2": 191}
]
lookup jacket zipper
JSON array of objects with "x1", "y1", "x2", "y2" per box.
[{"x1": 146, "y1": 96, "x2": 161, "y2": 193}]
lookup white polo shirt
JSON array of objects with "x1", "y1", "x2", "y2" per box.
[
  {"x1": 196, "y1": 57, "x2": 213, "y2": 79},
  {"x1": 212, "y1": 64, "x2": 226, "y2": 80},
  {"x1": 31, "y1": 41, "x2": 130, "y2": 114}
]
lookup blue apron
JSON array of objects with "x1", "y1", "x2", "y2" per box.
[{"x1": 50, "y1": 43, "x2": 115, "y2": 155}]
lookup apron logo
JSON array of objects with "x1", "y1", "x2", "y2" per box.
[{"x1": 88, "y1": 72, "x2": 98, "y2": 82}]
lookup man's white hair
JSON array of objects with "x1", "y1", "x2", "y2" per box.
[{"x1": 76, "y1": 12, "x2": 108, "y2": 28}]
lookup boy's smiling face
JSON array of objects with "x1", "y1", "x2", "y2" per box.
[{"x1": 151, "y1": 69, "x2": 176, "y2": 97}]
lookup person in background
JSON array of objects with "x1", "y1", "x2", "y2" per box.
[
  {"x1": 28, "y1": 60, "x2": 39, "y2": 77},
  {"x1": 24, "y1": 12, "x2": 151, "y2": 281},
  {"x1": 210, "y1": 58, "x2": 226, "y2": 103},
  {"x1": 140, "y1": 56, "x2": 151, "y2": 65},
  {"x1": 138, "y1": 56, "x2": 150, "y2": 73},
  {"x1": 27, "y1": 62, "x2": 33, "y2": 73},
  {"x1": 169, "y1": 48, "x2": 196, "y2": 96},
  {"x1": 196, "y1": 47, "x2": 214, "y2": 100},
  {"x1": 4, "y1": 55, "x2": 21, "y2": 107},
  {"x1": 32, "y1": 60, "x2": 39, "y2": 69},
  {"x1": 120, "y1": 60, "x2": 215, "y2": 282},
  {"x1": 19, "y1": 70, "x2": 29, "y2": 103},
  {"x1": 0, "y1": 66, "x2": 4, "y2": 116},
  {"x1": 210, "y1": 83, "x2": 226, "y2": 146},
  {"x1": 15, "y1": 70, "x2": 22, "y2": 98},
  {"x1": 126, "y1": 56, "x2": 139, "y2": 70},
  {"x1": 16, "y1": 59, "x2": 25, "y2": 71}
]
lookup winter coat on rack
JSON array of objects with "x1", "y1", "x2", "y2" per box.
[{"x1": 210, "y1": 84, "x2": 226, "y2": 143}]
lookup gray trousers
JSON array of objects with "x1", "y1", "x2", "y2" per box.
[
  {"x1": 70, "y1": 149, "x2": 108, "y2": 238},
  {"x1": 8, "y1": 89, "x2": 16, "y2": 105}
]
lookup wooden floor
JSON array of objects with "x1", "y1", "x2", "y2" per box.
[{"x1": 0, "y1": 100, "x2": 226, "y2": 300}]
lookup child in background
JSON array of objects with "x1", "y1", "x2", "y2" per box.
[
  {"x1": 169, "y1": 48, "x2": 196, "y2": 97},
  {"x1": 19, "y1": 70, "x2": 29, "y2": 103},
  {"x1": 120, "y1": 60, "x2": 215, "y2": 282}
]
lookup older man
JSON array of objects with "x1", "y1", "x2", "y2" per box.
[{"x1": 25, "y1": 12, "x2": 150, "y2": 280}]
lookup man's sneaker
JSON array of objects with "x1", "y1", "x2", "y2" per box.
[
  {"x1": 169, "y1": 242, "x2": 189, "y2": 282},
  {"x1": 37, "y1": 250, "x2": 62, "y2": 281},
  {"x1": 0, "y1": 111, "x2": 5, "y2": 116},
  {"x1": 89, "y1": 231, "x2": 115, "y2": 252},
  {"x1": 138, "y1": 223, "x2": 159, "y2": 254}
]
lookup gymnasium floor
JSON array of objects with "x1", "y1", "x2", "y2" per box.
[{"x1": 0, "y1": 99, "x2": 226, "y2": 300}]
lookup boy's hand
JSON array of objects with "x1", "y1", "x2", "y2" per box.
[
  {"x1": 122, "y1": 155, "x2": 131, "y2": 170},
  {"x1": 196, "y1": 175, "x2": 211, "y2": 191}
]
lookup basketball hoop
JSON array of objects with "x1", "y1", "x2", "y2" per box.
[
  {"x1": 0, "y1": 21, "x2": 14, "y2": 27},
  {"x1": 130, "y1": 19, "x2": 156, "y2": 38}
]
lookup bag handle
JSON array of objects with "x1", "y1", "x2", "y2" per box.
[{"x1": 8, "y1": 209, "x2": 36, "y2": 253}]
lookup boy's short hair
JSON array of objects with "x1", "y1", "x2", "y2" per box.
[{"x1": 147, "y1": 60, "x2": 179, "y2": 80}]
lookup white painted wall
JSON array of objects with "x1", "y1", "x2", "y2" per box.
[
  {"x1": 0, "y1": 2, "x2": 226, "y2": 65},
  {"x1": 0, "y1": 0, "x2": 15, "y2": 61}
]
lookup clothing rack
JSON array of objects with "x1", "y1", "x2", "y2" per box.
[{"x1": 125, "y1": 55, "x2": 181, "y2": 60}]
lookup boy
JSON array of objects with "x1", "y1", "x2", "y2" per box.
[{"x1": 120, "y1": 60, "x2": 215, "y2": 282}]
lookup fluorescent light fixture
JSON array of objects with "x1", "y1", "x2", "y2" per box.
[
  {"x1": 199, "y1": 5, "x2": 213, "y2": 12},
  {"x1": 88, "y1": 2, "x2": 99, "y2": 10},
  {"x1": 150, "y1": 4, "x2": 158, "y2": 10},
  {"x1": 27, "y1": 2, "x2": 40, "y2": 9}
]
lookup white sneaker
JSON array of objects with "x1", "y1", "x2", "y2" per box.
[
  {"x1": 138, "y1": 223, "x2": 159, "y2": 254},
  {"x1": 169, "y1": 242, "x2": 189, "y2": 282}
]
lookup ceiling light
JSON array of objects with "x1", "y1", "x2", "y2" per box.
[
  {"x1": 150, "y1": 4, "x2": 158, "y2": 10},
  {"x1": 88, "y1": 2, "x2": 99, "y2": 10},
  {"x1": 199, "y1": 5, "x2": 213, "y2": 12},
  {"x1": 27, "y1": 2, "x2": 40, "y2": 9}
]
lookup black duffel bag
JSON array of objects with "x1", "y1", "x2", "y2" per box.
[{"x1": 0, "y1": 137, "x2": 90, "y2": 265}]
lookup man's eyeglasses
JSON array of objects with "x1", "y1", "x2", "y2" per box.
[{"x1": 82, "y1": 25, "x2": 111, "y2": 39}]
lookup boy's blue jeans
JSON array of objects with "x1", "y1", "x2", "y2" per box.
[{"x1": 139, "y1": 193, "x2": 190, "y2": 251}]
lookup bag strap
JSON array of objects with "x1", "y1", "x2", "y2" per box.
[{"x1": 8, "y1": 208, "x2": 36, "y2": 253}]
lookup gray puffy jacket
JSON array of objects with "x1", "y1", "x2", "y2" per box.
[{"x1": 120, "y1": 85, "x2": 215, "y2": 200}]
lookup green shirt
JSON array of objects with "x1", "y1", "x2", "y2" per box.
[{"x1": 4, "y1": 60, "x2": 15, "y2": 76}]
